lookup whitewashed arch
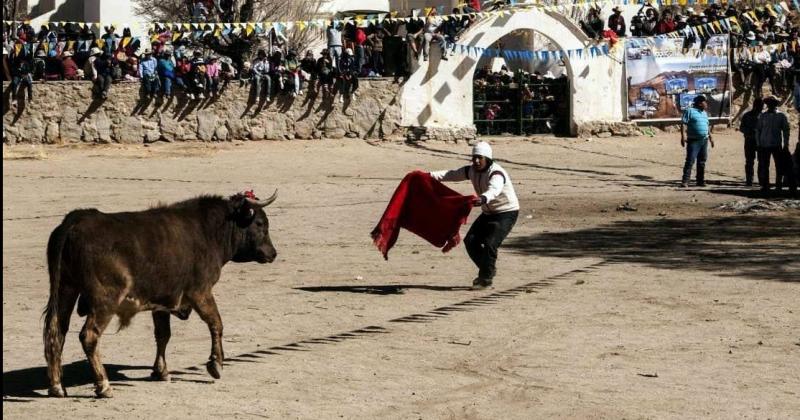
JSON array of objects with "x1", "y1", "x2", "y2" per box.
[{"x1": 400, "y1": 9, "x2": 625, "y2": 136}]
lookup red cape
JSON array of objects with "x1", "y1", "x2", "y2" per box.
[{"x1": 371, "y1": 171, "x2": 474, "y2": 260}]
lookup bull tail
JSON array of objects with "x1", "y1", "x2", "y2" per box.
[{"x1": 42, "y1": 221, "x2": 72, "y2": 388}]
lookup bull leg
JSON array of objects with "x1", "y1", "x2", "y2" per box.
[
  {"x1": 44, "y1": 286, "x2": 79, "y2": 397},
  {"x1": 151, "y1": 311, "x2": 171, "y2": 381},
  {"x1": 79, "y1": 311, "x2": 114, "y2": 398},
  {"x1": 189, "y1": 292, "x2": 224, "y2": 379}
]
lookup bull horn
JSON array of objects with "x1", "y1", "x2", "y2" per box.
[{"x1": 246, "y1": 189, "x2": 277, "y2": 207}]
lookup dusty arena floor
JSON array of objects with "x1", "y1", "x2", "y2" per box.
[{"x1": 3, "y1": 132, "x2": 799, "y2": 419}]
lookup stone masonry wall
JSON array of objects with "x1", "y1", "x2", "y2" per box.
[{"x1": 2, "y1": 79, "x2": 404, "y2": 144}]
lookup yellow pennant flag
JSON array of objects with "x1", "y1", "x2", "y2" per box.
[
  {"x1": 713, "y1": 21, "x2": 721, "y2": 32},
  {"x1": 245, "y1": 23, "x2": 254, "y2": 36},
  {"x1": 183, "y1": 23, "x2": 191, "y2": 30},
  {"x1": 66, "y1": 40, "x2": 75, "y2": 50},
  {"x1": 172, "y1": 32, "x2": 182, "y2": 42},
  {"x1": 95, "y1": 38, "x2": 105, "y2": 49},
  {"x1": 150, "y1": 33, "x2": 159, "y2": 42},
  {"x1": 423, "y1": 7, "x2": 432, "y2": 16},
  {"x1": 296, "y1": 20, "x2": 306, "y2": 30},
  {"x1": 122, "y1": 37, "x2": 131, "y2": 48},
  {"x1": 15, "y1": 43, "x2": 23, "y2": 55}
]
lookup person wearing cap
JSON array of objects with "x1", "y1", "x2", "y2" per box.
[
  {"x1": 32, "y1": 49, "x2": 47, "y2": 81},
  {"x1": 429, "y1": 141, "x2": 520, "y2": 289},
  {"x1": 739, "y1": 98, "x2": 764, "y2": 186},
  {"x1": 61, "y1": 50, "x2": 79, "y2": 80},
  {"x1": 138, "y1": 48, "x2": 159, "y2": 99},
  {"x1": 189, "y1": 50, "x2": 208, "y2": 99},
  {"x1": 608, "y1": 6, "x2": 627, "y2": 37},
  {"x1": 680, "y1": 95, "x2": 714, "y2": 187},
  {"x1": 755, "y1": 95, "x2": 792, "y2": 194}
]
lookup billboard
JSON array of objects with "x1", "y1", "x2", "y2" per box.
[{"x1": 625, "y1": 35, "x2": 730, "y2": 121}]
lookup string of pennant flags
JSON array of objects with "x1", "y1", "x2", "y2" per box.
[
  {"x1": 2, "y1": 0, "x2": 796, "y2": 39},
  {"x1": 450, "y1": 41, "x2": 611, "y2": 61}
]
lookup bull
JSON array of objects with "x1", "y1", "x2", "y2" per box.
[{"x1": 43, "y1": 191, "x2": 278, "y2": 398}]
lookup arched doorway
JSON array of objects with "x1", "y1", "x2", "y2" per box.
[
  {"x1": 472, "y1": 29, "x2": 571, "y2": 136},
  {"x1": 400, "y1": 9, "x2": 625, "y2": 137}
]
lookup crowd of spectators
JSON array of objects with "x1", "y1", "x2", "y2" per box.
[
  {"x1": 1, "y1": 4, "x2": 484, "y2": 106},
  {"x1": 473, "y1": 64, "x2": 569, "y2": 135}
]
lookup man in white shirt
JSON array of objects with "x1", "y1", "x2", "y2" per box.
[{"x1": 430, "y1": 142, "x2": 520, "y2": 289}]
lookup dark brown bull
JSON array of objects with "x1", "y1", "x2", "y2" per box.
[{"x1": 43, "y1": 191, "x2": 278, "y2": 398}]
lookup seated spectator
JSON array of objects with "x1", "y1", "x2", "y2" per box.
[
  {"x1": 92, "y1": 51, "x2": 114, "y2": 100},
  {"x1": 252, "y1": 49, "x2": 271, "y2": 101},
  {"x1": 175, "y1": 56, "x2": 192, "y2": 93},
  {"x1": 189, "y1": 50, "x2": 207, "y2": 99},
  {"x1": 239, "y1": 60, "x2": 252, "y2": 88},
  {"x1": 206, "y1": 55, "x2": 221, "y2": 97},
  {"x1": 61, "y1": 50, "x2": 80, "y2": 80},
  {"x1": 300, "y1": 50, "x2": 317, "y2": 91},
  {"x1": 316, "y1": 48, "x2": 335, "y2": 98},
  {"x1": 32, "y1": 49, "x2": 47, "y2": 80},
  {"x1": 44, "y1": 51, "x2": 65, "y2": 80},
  {"x1": 285, "y1": 49, "x2": 301, "y2": 96},
  {"x1": 156, "y1": 50, "x2": 175, "y2": 97},
  {"x1": 338, "y1": 47, "x2": 358, "y2": 102},
  {"x1": 10, "y1": 52, "x2": 34, "y2": 105}
]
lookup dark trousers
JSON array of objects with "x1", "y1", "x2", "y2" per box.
[
  {"x1": 757, "y1": 147, "x2": 783, "y2": 190},
  {"x1": 744, "y1": 136, "x2": 757, "y2": 185},
  {"x1": 682, "y1": 139, "x2": 708, "y2": 184},
  {"x1": 464, "y1": 210, "x2": 518, "y2": 281}
]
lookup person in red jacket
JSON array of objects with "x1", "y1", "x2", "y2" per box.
[{"x1": 655, "y1": 11, "x2": 676, "y2": 35}]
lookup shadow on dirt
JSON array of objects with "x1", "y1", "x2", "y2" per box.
[
  {"x1": 295, "y1": 285, "x2": 474, "y2": 295},
  {"x1": 504, "y1": 215, "x2": 800, "y2": 282},
  {"x1": 2, "y1": 362, "x2": 150, "y2": 399}
]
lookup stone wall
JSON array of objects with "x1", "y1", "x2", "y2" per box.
[{"x1": 2, "y1": 79, "x2": 404, "y2": 144}]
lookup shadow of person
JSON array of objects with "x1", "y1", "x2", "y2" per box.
[
  {"x1": 504, "y1": 215, "x2": 800, "y2": 282},
  {"x1": 294, "y1": 284, "x2": 475, "y2": 295},
  {"x1": 2, "y1": 361, "x2": 150, "y2": 399}
]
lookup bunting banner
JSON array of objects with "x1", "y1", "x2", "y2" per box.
[
  {"x1": 625, "y1": 34, "x2": 730, "y2": 122},
  {"x1": 450, "y1": 40, "x2": 610, "y2": 61}
]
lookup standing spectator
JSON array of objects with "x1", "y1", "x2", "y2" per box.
[
  {"x1": 655, "y1": 11, "x2": 676, "y2": 35},
  {"x1": 252, "y1": 49, "x2": 271, "y2": 101},
  {"x1": 157, "y1": 50, "x2": 176, "y2": 97},
  {"x1": 338, "y1": 48, "x2": 358, "y2": 103},
  {"x1": 422, "y1": 10, "x2": 448, "y2": 61},
  {"x1": 354, "y1": 25, "x2": 367, "y2": 74},
  {"x1": 10, "y1": 52, "x2": 34, "y2": 106},
  {"x1": 192, "y1": 0, "x2": 209, "y2": 21},
  {"x1": 739, "y1": 98, "x2": 763, "y2": 186},
  {"x1": 367, "y1": 25, "x2": 387, "y2": 76},
  {"x1": 755, "y1": 95, "x2": 791, "y2": 194},
  {"x1": 100, "y1": 25, "x2": 119, "y2": 56},
  {"x1": 205, "y1": 55, "x2": 221, "y2": 97},
  {"x1": 61, "y1": 50, "x2": 80, "y2": 80},
  {"x1": 680, "y1": 95, "x2": 714, "y2": 188},
  {"x1": 608, "y1": 6, "x2": 627, "y2": 37},
  {"x1": 327, "y1": 23, "x2": 343, "y2": 69},
  {"x1": 138, "y1": 49, "x2": 159, "y2": 99}
]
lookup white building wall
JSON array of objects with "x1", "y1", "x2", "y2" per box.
[{"x1": 400, "y1": 9, "x2": 625, "y2": 135}]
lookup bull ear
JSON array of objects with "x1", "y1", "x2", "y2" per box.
[{"x1": 230, "y1": 197, "x2": 257, "y2": 228}]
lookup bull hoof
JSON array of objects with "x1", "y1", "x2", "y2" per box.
[
  {"x1": 206, "y1": 360, "x2": 222, "y2": 379},
  {"x1": 95, "y1": 382, "x2": 113, "y2": 398},
  {"x1": 150, "y1": 369, "x2": 171, "y2": 382},
  {"x1": 48, "y1": 385, "x2": 67, "y2": 398}
]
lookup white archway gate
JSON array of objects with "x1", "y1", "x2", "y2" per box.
[{"x1": 400, "y1": 9, "x2": 625, "y2": 136}]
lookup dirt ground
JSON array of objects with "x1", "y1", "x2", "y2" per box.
[{"x1": 3, "y1": 132, "x2": 799, "y2": 419}]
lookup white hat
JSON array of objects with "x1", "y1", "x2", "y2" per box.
[
  {"x1": 345, "y1": 47, "x2": 353, "y2": 55},
  {"x1": 745, "y1": 31, "x2": 756, "y2": 40},
  {"x1": 62, "y1": 50, "x2": 73, "y2": 57},
  {"x1": 472, "y1": 141, "x2": 492, "y2": 159},
  {"x1": 90, "y1": 47, "x2": 102, "y2": 56}
]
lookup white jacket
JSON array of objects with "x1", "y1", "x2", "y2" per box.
[{"x1": 430, "y1": 162, "x2": 520, "y2": 214}]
